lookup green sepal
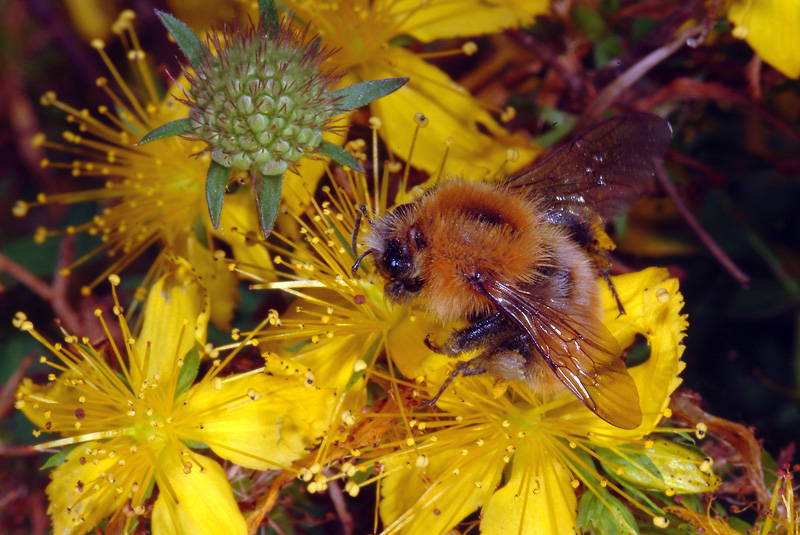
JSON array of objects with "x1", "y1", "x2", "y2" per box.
[
  {"x1": 174, "y1": 346, "x2": 201, "y2": 399},
  {"x1": 318, "y1": 140, "x2": 364, "y2": 173},
  {"x1": 154, "y1": 10, "x2": 206, "y2": 66},
  {"x1": 206, "y1": 161, "x2": 231, "y2": 229},
  {"x1": 253, "y1": 172, "x2": 283, "y2": 238},
  {"x1": 330, "y1": 77, "x2": 409, "y2": 111},
  {"x1": 258, "y1": 0, "x2": 280, "y2": 35},
  {"x1": 138, "y1": 118, "x2": 193, "y2": 145},
  {"x1": 41, "y1": 443, "x2": 81, "y2": 470}
]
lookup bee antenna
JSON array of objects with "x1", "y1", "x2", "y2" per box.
[{"x1": 351, "y1": 248, "x2": 374, "y2": 278}]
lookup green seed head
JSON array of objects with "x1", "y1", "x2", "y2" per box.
[{"x1": 188, "y1": 20, "x2": 343, "y2": 176}]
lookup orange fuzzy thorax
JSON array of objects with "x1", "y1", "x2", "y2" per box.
[{"x1": 407, "y1": 181, "x2": 573, "y2": 321}]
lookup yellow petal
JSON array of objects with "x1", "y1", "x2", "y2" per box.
[
  {"x1": 727, "y1": 0, "x2": 800, "y2": 78},
  {"x1": 134, "y1": 256, "x2": 210, "y2": 385},
  {"x1": 166, "y1": 0, "x2": 243, "y2": 32},
  {"x1": 46, "y1": 440, "x2": 133, "y2": 535},
  {"x1": 379, "y1": 442, "x2": 505, "y2": 535},
  {"x1": 481, "y1": 441, "x2": 578, "y2": 535},
  {"x1": 151, "y1": 445, "x2": 247, "y2": 535},
  {"x1": 16, "y1": 375, "x2": 82, "y2": 430},
  {"x1": 389, "y1": 0, "x2": 548, "y2": 42},
  {"x1": 214, "y1": 191, "x2": 274, "y2": 275},
  {"x1": 617, "y1": 224, "x2": 696, "y2": 257},
  {"x1": 173, "y1": 233, "x2": 240, "y2": 331},
  {"x1": 182, "y1": 372, "x2": 336, "y2": 470},
  {"x1": 64, "y1": 0, "x2": 119, "y2": 41},
  {"x1": 585, "y1": 268, "x2": 687, "y2": 441},
  {"x1": 294, "y1": 333, "x2": 380, "y2": 391},
  {"x1": 385, "y1": 313, "x2": 450, "y2": 380},
  {"x1": 358, "y1": 48, "x2": 540, "y2": 177}
]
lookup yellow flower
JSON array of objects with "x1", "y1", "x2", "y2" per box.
[
  {"x1": 280, "y1": 0, "x2": 545, "y2": 177},
  {"x1": 726, "y1": 0, "x2": 800, "y2": 78},
  {"x1": 226, "y1": 146, "x2": 711, "y2": 533},
  {"x1": 350, "y1": 268, "x2": 714, "y2": 535},
  {"x1": 218, "y1": 157, "x2": 445, "y2": 494},
  {"x1": 15, "y1": 11, "x2": 313, "y2": 328},
  {"x1": 236, "y1": 159, "x2": 435, "y2": 390},
  {"x1": 14, "y1": 260, "x2": 335, "y2": 535}
]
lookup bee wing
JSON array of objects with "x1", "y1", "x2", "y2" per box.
[
  {"x1": 478, "y1": 277, "x2": 643, "y2": 429},
  {"x1": 507, "y1": 113, "x2": 672, "y2": 223}
]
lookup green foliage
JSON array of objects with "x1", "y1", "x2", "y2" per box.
[
  {"x1": 330, "y1": 78, "x2": 410, "y2": 111},
  {"x1": 154, "y1": 10, "x2": 206, "y2": 66},
  {"x1": 138, "y1": 118, "x2": 192, "y2": 145},
  {"x1": 41, "y1": 443, "x2": 80, "y2": 470},
  {"x1": 205, "y1": 161, "x2": 232, "y2": 229},
  {"x1": 317, "y1": 140, "x2": 364, "y2": 173},
  {"x1": 253, "y1": 173, "x2": 283, "y2": 237},
  {"x1": 577, "y1": 489, "x2": 640, "y2": 535},
  {"x1": 174, "y1": 346, "x2": 201, "y2": 398},
  {"x1": 258, "y1": 0, "x2": 279, "y2": 35}
]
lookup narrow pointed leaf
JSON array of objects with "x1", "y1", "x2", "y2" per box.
[
  {"x1": 258, "y1": 0, "x2": 279, "y2": 35},
  {"x1": 174, "y1": 346, "x2": 201, "y2": 398},
  {"x1": 253, "y1": 173, "x2": 283, "y2": 238},
  {"x1": 206, "y1": 161, "x2": 231, "y2": 229},
  {"x1": 318, "y1": 141, "x2": 364, "y2": 173},
  {"x1": 330, "y1": 78, "x2": 409, "y2": 111},
  {"x1": 138, "y1": 118, "x2": 192, "y2": 145},
  {"x1": 155, "y1": 10, "x2": 205, "y2": 66}
]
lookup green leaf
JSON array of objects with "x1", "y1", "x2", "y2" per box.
[
  {"x1": 281, "y1": 339, "x2": 311, "y2": 354},
  {"x1": 317, "y1": 141, "x2": 364, "y2": 173},
  {"x1": 576, "y1": 488, "x2": 639, "y2": 535},
  {"x1": 599, "y1": 448, "x2": 664, "y2": 485},
  {"x1": 572, "y1": 5, "x2": 606, "y2": 40},
  {"x1": 253, "y1": 173, "x2": 283, "y2": 238},
  {"x1": 192, "y1": 215, "x2": 208, "y2": 247},
  {"x1": 41, "y1": 443, "x2": 81, "y2": 470},
  {"x1": 174, "y1": 346, "x2": 201, "y2": 398},
  {"x1": 206, "y1": 161, "x2": 231, "y2": 229},
  {"x1": 348, "y1": 465, "x2": 375, "y2": 485},
  {"x1": 258, "y1": 0, "x2": 280, "y2": 35},
  {"x1": 181, "y1": 439, "x2": 210, "y2": 450},
  {"x1": 155, "y1": 10, "x2": 206, "y2": 66},
  {"x1": 138, "y1": 118, "x2": 192, "y2": 145},
  {"x1": 530, "y1": 108, "x2": 577, "y2": 147},
  {"x1": 329, "y1": 77, "x2": 409, "y2": 111}
]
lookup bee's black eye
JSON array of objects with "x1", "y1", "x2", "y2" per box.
[{"x1": 380, "y1": 239, "x2": 413, "y2": 279}]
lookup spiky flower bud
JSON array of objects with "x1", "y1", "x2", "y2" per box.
[{"x1": 188, "y1": 20, "x2": 343, "y2": 176}]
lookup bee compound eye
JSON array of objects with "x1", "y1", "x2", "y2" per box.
[{"x1": 381, "y1": 239, "x2": 412, "y2": 278}]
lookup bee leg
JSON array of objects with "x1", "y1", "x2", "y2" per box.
[
  {"x1": 424, "y1": 333, "x2": 444, "y2": 354},
  {"x1": 602, "y1": 270, "x2": 626, "y2": 316},
  {"x1": 440, "y1": 312, "x2": 514, "y2": 356},
  {"x1": 428, "y1": 358, "x2": 488, "y2": 405}
]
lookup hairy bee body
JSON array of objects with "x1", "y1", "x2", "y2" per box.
[
  {"x1": 354, "y1": 113, "x2": 673, "y2": 429},
  {"x1": 364, "y1": 179, "x2": 603, "y2": 394}
]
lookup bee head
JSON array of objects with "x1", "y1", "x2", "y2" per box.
[{"x1": 354, "y1": 203, "x2": 427, "y2": 302}]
